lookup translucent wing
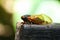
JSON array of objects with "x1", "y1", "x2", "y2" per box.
[{"x1": 27, "y1": 14, "x2": 52, "y2": 25}]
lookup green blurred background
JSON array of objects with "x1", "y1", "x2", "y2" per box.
[
  {"x1": 13, "y1": 0, "x2": 60, "y2": 31},
  {"x1": 0, "y1": 0, "x2": 60, "y2": 40}
]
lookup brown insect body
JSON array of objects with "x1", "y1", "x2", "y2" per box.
[{"x1": 21, "y1": 14, "x2": 52, "y2": 25}]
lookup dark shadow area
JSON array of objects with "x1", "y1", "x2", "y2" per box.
[{"x1": 19, "y1": 23, "x2": 60, "y2": 40}]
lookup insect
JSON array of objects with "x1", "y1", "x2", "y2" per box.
[{"x1": 21, "y1": 14, "x2": 52, "y2": 25}]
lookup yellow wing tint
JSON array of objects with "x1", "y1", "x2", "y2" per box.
[
  {"x1": 39, "y1": 14, "x2": 53, "y2": 24},
  {"x1": 28, "y1": 14, "x2": 53, "y2": 25}
]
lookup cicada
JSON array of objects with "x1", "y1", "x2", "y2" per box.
[{"x1": 21, "y1": 14, "x2": 52, "y2": 25}]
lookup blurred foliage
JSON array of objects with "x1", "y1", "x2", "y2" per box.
[
  {"x1": 0, "y1": 6, "x2": 15, "y2": 40},
  {"x1": 0, "y1": 6, "x2": 12, "y2": 25},
  {"x1": 58, "y1": 0, "x2": 60, "y2": 2},
  {"x1": 58, "y1": 0, "x2": 60, "y2": 1}
]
